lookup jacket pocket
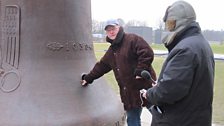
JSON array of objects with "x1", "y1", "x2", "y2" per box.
[
  {"x1": 151, "y1": 105, "x2": 163, "y2": 117},
  {"x1": 151, "y1": 105, "x2": 169, "y2": 125}
]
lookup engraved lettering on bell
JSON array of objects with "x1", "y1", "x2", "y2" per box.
[
  {"x1": 72, "y1": 43, "x2": 78, "y2": 50},
  {"x1": 65, "y1": 42, "x2": 70, "y2": 51},
  {"x1": 47, "y1": 42, "x2": 64, "y2": 51},
  {"x1": 47, "y1": 41, "x2": 93, "y2": 51},
  {"x1": 72, "y1": 42, "x2": 93, "y2": 51},
  {"x1": 85, "y1": 43, "x2": 93, "y2": 50}
]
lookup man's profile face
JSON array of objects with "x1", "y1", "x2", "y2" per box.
[
  {"x1": 105, "y1": 25, "x2": 120, "y2": 40},
  {"x1": 165, "y1": 19, "x2": 176, "y2": 31}
]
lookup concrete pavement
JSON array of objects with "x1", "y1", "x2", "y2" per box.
[{"x1": 124, "y1": 108, "x2": 222, "y2": 126}]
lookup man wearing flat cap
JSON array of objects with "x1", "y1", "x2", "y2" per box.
[{"x1": 81, "y1": 18, "x2": 156, "y2": 126}]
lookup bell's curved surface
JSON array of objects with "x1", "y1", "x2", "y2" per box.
[{"x1": 0, "y1": 0, "x2": 125, "y2": 125}]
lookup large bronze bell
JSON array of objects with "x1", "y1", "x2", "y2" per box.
[{"x1": 0, "y1": 0, "x2": 125, "y2": 125}]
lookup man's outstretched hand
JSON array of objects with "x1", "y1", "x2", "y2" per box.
[
  {"x1": 81, "y1": 73, "x2": 88, "y2": 87},
  {"x1": 81, "y1": 79, "x2": 88, "y2": 86}
]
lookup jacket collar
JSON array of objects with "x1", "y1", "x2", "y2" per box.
[{"x1": 165, "y1": 22, "x2": 201, "y2": 52}]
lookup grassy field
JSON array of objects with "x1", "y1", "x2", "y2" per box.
[
  {"x1": 93, "y1": 42, "x2": 224, "y2": 124},
  {"x1": 150, "y1": 42, "x2": 224, "y2": 54}
]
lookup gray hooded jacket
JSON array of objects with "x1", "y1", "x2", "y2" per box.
[{"x1": 146, "y1": 22, "x2": 215, "y2": 126}]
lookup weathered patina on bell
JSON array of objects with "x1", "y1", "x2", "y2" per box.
[{"x1": 0, "y1": 0, "x2": 125, "y2": 125}]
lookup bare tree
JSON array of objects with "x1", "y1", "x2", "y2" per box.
[
  {"x1": 117, "y1": 18, "x2": 125, "y2": 27},
  {"x1": 92, "y1": 20, "x2": 105, "y2": 34}
]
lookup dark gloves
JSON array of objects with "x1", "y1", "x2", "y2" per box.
[{"x1": 81, "y1": 73, "x2": 93, "y2": 86}]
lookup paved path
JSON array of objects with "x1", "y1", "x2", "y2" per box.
[{"x1": 124, "y1": 108, "x2": 222, "y2": 126}]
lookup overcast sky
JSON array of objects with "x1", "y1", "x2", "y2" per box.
[{"x1": 91, "y1": 0, "x2": 224, "y2": 31}]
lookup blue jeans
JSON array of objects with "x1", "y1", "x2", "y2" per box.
[{"x1": 126, "y1": 107, "x2": 143, "y2": 126}]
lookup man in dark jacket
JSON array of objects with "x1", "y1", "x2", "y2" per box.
[
  {"x1": 81, "y1": 19, "x2": 156, "y2": 126},
  {"x1": 141, "y1": 1, "x2": 215, "y2": 126}
]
